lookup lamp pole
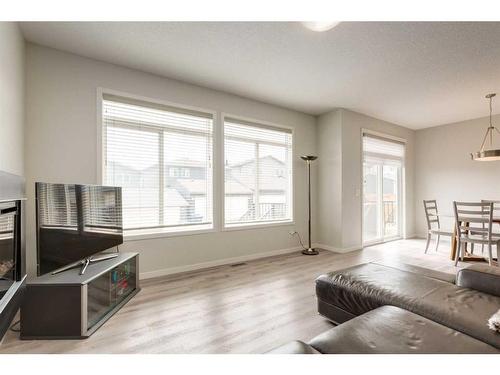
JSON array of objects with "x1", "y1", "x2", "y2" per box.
[{"x1": 300, "y1": 155, "x2": 318, "y2": 255}]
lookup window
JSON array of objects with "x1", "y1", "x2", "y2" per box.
[
  {"x1": 102, "y1": 94, "x2": 213, "y2": 234},
  {"x1": 224, "y1": 118, "x2": 293, "y2": 227}
]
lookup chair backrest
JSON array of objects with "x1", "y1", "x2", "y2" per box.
[
  {"x1": 453, "y1": 201, "x2": 494, "y2": 239},
  {"x1": 481, "y1": 200, "x2": 500, "y2": 213},
  {"x1": 423, "y1": 200, "x2": 440, "y2": 230}
]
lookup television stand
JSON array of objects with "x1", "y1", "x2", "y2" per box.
[
  {"x1": 21, "y1": 252, "x2": 139, "y2": 339},
  {"x1": 52, "y1": 252, "x2": 119, "y2": 276}
]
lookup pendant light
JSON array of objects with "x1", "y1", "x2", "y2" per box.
[
  {"x1": 302, "y1": 22, "x2": 340, "y2": 32},
  {"x1": 471, "y1": 93, "x2": 500, "y2": 161}
]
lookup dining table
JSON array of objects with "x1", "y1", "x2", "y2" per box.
[{"x1": 439, "y1": 213, "x2": 500, "y2": 262}]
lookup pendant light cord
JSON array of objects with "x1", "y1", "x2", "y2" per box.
[
  {"x1": 480, "y1": 94, "x2": 499, "y2": 151},
  {"x1": 489, "y1": 95, "x2": 492, "y2": 126},
  {"x1": 490, "y1": 95, "x2": 493, "y2": 147}
]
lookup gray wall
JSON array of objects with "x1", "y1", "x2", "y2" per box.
[
  {"x1": 20, "y1": 36, "x2": 448, "y2": 278},
  {"x1": 341, "y1": 109, "x2": 416, "y2": 248},
  {"x1": 316, "y1": 108, "x2": 416, "y2": 251},
  {"x1": 415, "y1": 114, "x2": 500, "y2": 237},
  {"x1": 316, "y1": 109, "x2": 343, "y2": 249},
  {"x1": 0, "y1": 23, "x2": 24, "y2": 176},
  {"x1": 25, "y1": 43, "x2": 317, "y2": 278}
]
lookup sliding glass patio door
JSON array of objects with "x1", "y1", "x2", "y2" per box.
[{"x1": 362, "y1": 133, "x2": 405, "y2": 245}]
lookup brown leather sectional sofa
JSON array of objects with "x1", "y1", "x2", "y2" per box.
[{"x1": 269, "y1": 262, "x2": 500, "y2": 354}]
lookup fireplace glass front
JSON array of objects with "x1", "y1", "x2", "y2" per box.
[{"x1": 0, "y1": 202, "x2": 18, "y2": 299}]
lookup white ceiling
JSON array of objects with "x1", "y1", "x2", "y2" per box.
[{"x1": 19, "y1": 22, "x2": 500, "y2": 129}]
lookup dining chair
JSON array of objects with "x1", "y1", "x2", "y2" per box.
[
  {"x1": 423, "y1": 200, "x2": 453, "y2": 253},
  {"x1": 481, "y1": 200, "x2": 500, "y2": 254},
  {"x1": 453, "y1": 201, "x2": 499, "y2": 266}
]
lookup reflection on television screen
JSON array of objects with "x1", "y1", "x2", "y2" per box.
[{"x1": 36, "y1": 182, "x2": 123, "y2": 276}]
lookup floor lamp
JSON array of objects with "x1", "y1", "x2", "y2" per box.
[{"x1": 300, "y1": 155, "x2": 318, "y2": 255}]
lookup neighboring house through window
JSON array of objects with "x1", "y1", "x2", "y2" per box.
[
  {"x1": 102, "y1": 94, "x2": 214, "y2": 234},
  {"x1": 224, "y1": 117, "x2": 293, "y2": 227},
  {"x1": 101, "y1": 93, "x2": 294, "y2": 236}
]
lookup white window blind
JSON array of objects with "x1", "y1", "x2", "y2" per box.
[
  {"x1": 102, "y1": 95, "x2": 213, "y2": 233},
  {"x1": 224, "y1": 118, "x2": 293, "y2": 226},
  {"x1": 362, "y1": 133, "x2": 405, "y2": 164}
]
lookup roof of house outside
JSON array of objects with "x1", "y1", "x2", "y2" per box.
[
  {"x1": 227, "y1": 155, "x2": 284, "y2": 169},
  {"x1": 164, "y1": 188, "x2": 190, "y2": 207}
]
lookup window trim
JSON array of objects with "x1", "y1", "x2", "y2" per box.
[
  {"x1": 97, "y1": 88, "x2": 217, "y2": 238},
  {"x1": 124, "y1": 224, "x2": 217, "y2": 241},
  {"x1": 222, "y1": 220, "x2": 295, "y2": 232},
  {"x1": 221, "y1": 112, "x2": 295, "y2": 229}
]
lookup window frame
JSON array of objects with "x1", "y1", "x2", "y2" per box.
[
  {"x1": 97, "y1": 88, "x2": 218, "y2": 241},
  {"x1": 221, "y1": 113, "x2": 295, "y2": 230},
  {"x1": 360, "y1": 128, "x2": 407, "y2": 246}
]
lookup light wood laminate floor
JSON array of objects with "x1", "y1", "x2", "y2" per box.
[{"x1": 0, "y1": 239, "x2": 467, "y2": 354}]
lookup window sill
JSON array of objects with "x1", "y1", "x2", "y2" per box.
[
  {"x1": 123, "y1": 220, "x2": 295, "y2": 241},
  {"x1": 223, "y1": 220, "x2": 294, "y2": 232},
  {"x1": 124, "y1": 224, "x2": 215, "y2": 241}
]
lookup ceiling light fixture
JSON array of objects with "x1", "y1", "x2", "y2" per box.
[
  {"x1": 471, "y1": 93, "x2": 500, "y2": 161},
  {"x1": 302, "y1": 21, "x2": 340, "y2": 32}
]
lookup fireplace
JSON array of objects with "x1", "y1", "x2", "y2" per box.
[{"x1": 0, "y1": 171, "x2": 26, "y2": 341}]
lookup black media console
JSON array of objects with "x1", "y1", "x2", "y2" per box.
[{"x1": 20, "y1": 252, "x2": 139, "y2": 339}]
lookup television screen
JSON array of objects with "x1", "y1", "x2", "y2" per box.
[{"x1": 36, "y1": 182, "x2": 123, "y2": 275}]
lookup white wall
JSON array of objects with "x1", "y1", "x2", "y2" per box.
[
  {"x1": 316, "y1": 108, "x2": 416, "y2": 251},
  {"x1": 25, "y1": 43, "x2": 317, "y2": 278},
  {"x1": 0, "y1": 23, "x2": 24, "y2": 176},
  {"x1": 316, "y1": 109, "x2": 343, "y2": 249},
  {"x1": 415, "y1": 114, "x2": 500, "y2": 237}
]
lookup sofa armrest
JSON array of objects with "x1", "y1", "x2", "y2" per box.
[{"x1": 456, "y1": 265, "x2": 500, "y2": 297}]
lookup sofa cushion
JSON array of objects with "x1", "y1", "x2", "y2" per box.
[
  {"x1": 316, "y1": 263, "x2": 500, "y2": 349},
  {"x1": 372, "y1": 261, "x2": 456, "y2": 283},
  {"x1": 309, "y1": 306, "x2": 499, "y2": 354}
]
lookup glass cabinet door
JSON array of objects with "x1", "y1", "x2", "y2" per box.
[{"x1": 87, "y1": 257, "x2": 137, "y2": 330}]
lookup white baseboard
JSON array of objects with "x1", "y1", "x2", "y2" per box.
[
  {"x1": 313, "y1": 243, "x2": 362, "y2": 253},
  {"x1": 412, "y1": 233, "x2": 430, "y2": 239},
  {"x1": 139, "y1": 246, "x2": 303, "y2": 280},
  {"x1": 315, "y1": 236, "x2": 427, "y2": 253}
]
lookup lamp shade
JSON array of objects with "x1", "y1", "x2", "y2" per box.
[
  {"x1": 300, "y1": 155, "x2": 318, "y2": 161},
  {"x1": 471, "y1": 149, "x2": 500, "y2": 161}
]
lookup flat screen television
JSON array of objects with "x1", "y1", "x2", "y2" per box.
[{"x1": 36, "y1": 182, "x2": 123, "y2": 276}]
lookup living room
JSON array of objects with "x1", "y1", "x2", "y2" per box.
[{"x1": 1, "y1": 0, "x2": 499, "y2": 372}]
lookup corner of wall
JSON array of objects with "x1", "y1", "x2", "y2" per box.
[
  {"x1": 316, "y1": 108, "x2": 343, "y2": 249},
  {"x1": 0, "y1": 22, "x2": 25, "y2": 177}
]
